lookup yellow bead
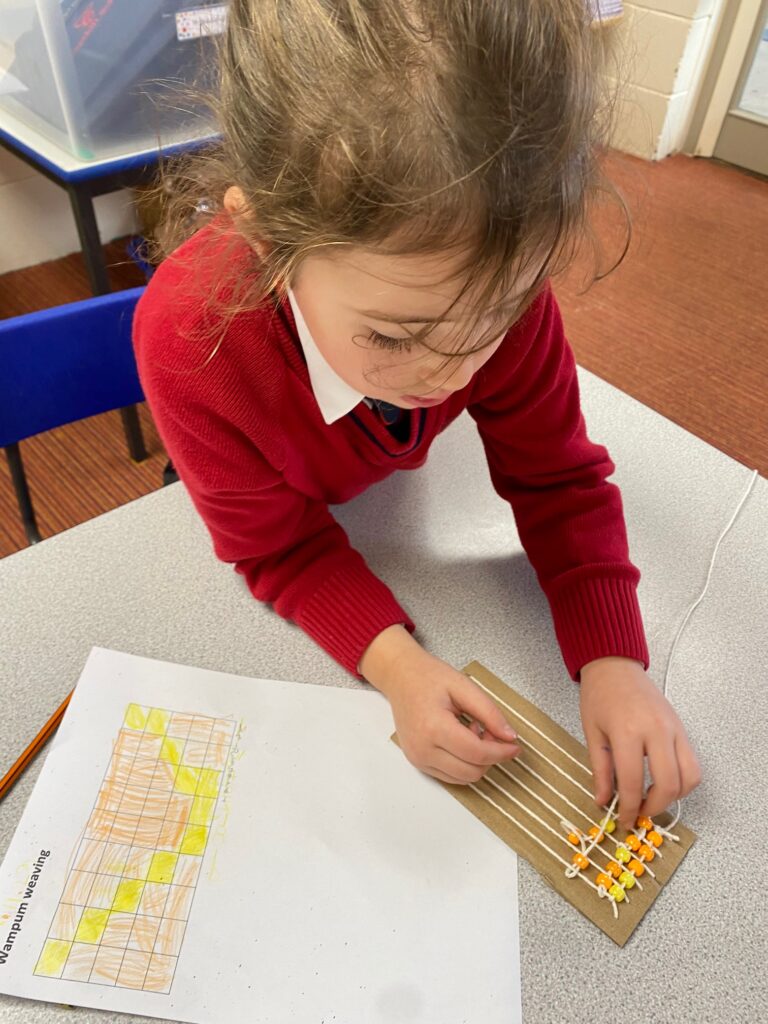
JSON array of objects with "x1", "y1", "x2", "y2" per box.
[
  {"x1": 619, "y1": 871, "x2": 636, "y2": 890},
  {"x1": 609, "y1": 884, "x2": 626, "y2": 903},
  {"x1": 616, "y1": 847, "x2": 631, "y2": 864},
  {"x1": 602, "y1": 818, "x2": 617, "y2": 835}
]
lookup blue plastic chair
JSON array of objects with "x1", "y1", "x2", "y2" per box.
[{"x1": 0, "y1": 287, "x2": 146, "y2": 545}]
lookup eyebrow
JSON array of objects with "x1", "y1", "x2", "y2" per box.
[
  {"x1": 358, "y1": 297, "x2": 525, "y2": 327},
  {"x1": 358, "y1": 309, "x2": 455, "y2": 325}
]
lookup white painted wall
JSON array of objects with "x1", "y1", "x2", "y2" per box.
[
  {"x1": 608, "y1": 1, "x2": 726, "y2": 159},
  {"x1": 0, "y1": 144, "x2": 137, "y2": 276}
]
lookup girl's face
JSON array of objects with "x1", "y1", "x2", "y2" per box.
[{"x1": 289, "y1": 245, "x2": 537, "y2": 409}]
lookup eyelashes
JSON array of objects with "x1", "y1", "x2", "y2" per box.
[
  {"x1": 366, "y1": 309, "x2": 518, "y2": 355},
  {"x1": 367, "y1": 330, "x2": 414, "y2": 353}
]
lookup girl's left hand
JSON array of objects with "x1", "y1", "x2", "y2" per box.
[{"x1": 579, "y1": 656, "x2": 702, "y2": 829}]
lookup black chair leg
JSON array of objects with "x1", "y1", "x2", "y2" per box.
[
  {"x1": 162, "y1": 460, "x2": 179, "y2": 486},
  {"x1": 120, "y1": 406, "x2": 149, "y2": 462},
  {"x1": 4, "y1": 443, "x2": 42, "y2": 545}
]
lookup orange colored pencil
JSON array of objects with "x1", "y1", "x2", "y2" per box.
[{"x1": 0, "y1": 689, "x2": 73, "y2": 801}]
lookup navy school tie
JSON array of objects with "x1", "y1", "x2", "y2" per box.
[{"x1": 369, "y1": 399, "x2": 411, "y2": 442}]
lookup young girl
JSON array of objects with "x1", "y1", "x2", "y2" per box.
[{"x1": 134, "y1": 0, "x2": 700, "y2": 829}]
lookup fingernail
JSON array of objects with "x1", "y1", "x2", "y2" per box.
[{"x1": 503, "y1": 724, "x2": 518, "y2": 739}]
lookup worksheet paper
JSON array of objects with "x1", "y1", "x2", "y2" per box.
[{"x1": 0, "y1": 648, "x2": 521, "y2": 1023}]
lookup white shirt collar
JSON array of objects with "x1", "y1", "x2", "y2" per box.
[{"x1": 287, "y1": 289, "x2": 365, "y2": 425}]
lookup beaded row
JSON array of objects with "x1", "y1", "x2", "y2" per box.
[
  {"x1": 567, "y1": 814, "x2": 668, "y2": 901},
  {"x1": 465, "y1": 675, "x2": 681, "y2": 915}
]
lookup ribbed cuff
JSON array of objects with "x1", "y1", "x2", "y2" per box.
[
  {"x1": 294, "y1": 560, "x2": 414, "y2": 677},
  {"x1": 549, "y1": 574, "x2": 649, "y2": 680}
]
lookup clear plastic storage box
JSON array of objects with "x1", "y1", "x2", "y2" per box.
[{"x1": 0, "y1": 1, "x2": 226, "y2": 162}]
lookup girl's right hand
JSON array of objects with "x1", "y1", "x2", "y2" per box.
[{"x1": 359, "y1": 625, "x2": 520, "y2": 783}]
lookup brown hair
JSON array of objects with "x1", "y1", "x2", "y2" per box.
[{"x1": 155, "y1": 0, "x2": 624, "y2": 353}]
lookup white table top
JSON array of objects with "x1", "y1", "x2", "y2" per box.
[{"x1": 1, "y1": 369, "x2": 765, "y2": 1023}]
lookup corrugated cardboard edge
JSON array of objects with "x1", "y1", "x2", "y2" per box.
[{"x1": 392, "y1": 660, "x2": 696, "y2": 946}]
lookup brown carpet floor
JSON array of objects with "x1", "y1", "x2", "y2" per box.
[{"x1": 1, "y1": 152, "x2": 766, "y2": 557}]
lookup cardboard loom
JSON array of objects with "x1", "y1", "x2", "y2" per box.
[{"x1": 395, "y1": 661, "x2": 695, "y2": 946}]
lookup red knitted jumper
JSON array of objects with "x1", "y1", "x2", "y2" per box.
[{"x1": 133, "y1": 228, "x2": 649, "y2": 679}]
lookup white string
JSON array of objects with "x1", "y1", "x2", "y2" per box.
[
  {"x1": 468, "y1": 674, "x2": 593, "y2": 777},
  {"x1": 469, "y1": 676, "x2": 597, "y2": 802},
  {"x1": 483, "y1": 770, "x2": 619, "y2": 884},
  {"x1": 497, "y1": 769, "x2": 646, "y2": 890},
  {"x1": 664, "y1": 468, "x2": 758, "y2": 699},
  {"x1": 510, "y1": 758, "x2": 620, "y2": 848},
  {"x1": 468, "y1": 782, "x2": 620, "y2": 918},
  {"x1": 660, "y1": 469, "x2": 758, "y2": 831}
]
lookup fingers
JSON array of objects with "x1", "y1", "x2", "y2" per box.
[
  {"x1": 449, "y1": 674, "x2": 518, "y2": 744},
  {"x1": 584, "y1": 724, "x2": 615, "y2": 807},
  {"x1": 427, "y1": 747, "x2": 497, "y2": 785},
  {"x1": 639, "y1": 728, "x2": 701, "y2": 820},
  {"x1": 638, "y1": 733, "x2": 681, "y2": 822},
  {"x1": 426, "y1": 765, "x2": 470, "y2": 786},
  {"x1": 437, "y1": 713, "x2": 520, "y2": 767},
  {"x1": 612, "y1": 737, "x2": 645, "y2": 830},
  {"x1": 675, "y1": 732, "x2": 702, "y2": 797}
]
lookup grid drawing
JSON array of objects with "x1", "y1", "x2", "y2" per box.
[{"x1": 33, "y1": 704, "x2": 236, "y2": 992}]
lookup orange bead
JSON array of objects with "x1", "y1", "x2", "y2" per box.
[
  {"x1": 572, "y1": 853, "x2": 589, "y2": 870},
  {"x1": 606, "y1": 861, "x2": 622, "y2": 878},
  {"x1": 628, "y1": 858, "x2": 646, "y2": 877},
  {"x1": 638, "y1": 843, "x2": 655, "y2": 862},
  {"x1": 596, "y1": 872, "x2": 613, "y2": 889},
  {"x1": 625, "y1": 834, "x2": 641, "y2": 851},
  {"x1": 636, "y1": 815, "x2": 653, "y2": 831},
  {"x1": 646, "y1": 829, "x2": 663, "y2": 847},
  {"x1": 567, "y1": 832, "x2": 581, "y2": 846},
  {"x1": 588, "y1": 826, "x2": 605, "y2": 843}
]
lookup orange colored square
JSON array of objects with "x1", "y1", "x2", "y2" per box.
[
  {"x1": 164, "y1": 884, "x2": 194, "y2": 922},
  {"x1": 132, "y1": 817, "x2": 163, "y2": 848},
  {"x1": 154, "y1": 917, "x2": 186, "y2": 956},
  {"x1": 116, "y1": 949, "x2": 151, "y2": 989},
  {"x1": 62, "y1": 870, "x2": 95, "y2": 906},
  {"x1": 127, "y1": 914, "x2": 161, "y2": 953},
  {"x1": 90, "y1": 946, "x2": 123, "y2": 985},
  {"x1": 143, "y1": 953, "x2": 176, "y2": 993}
]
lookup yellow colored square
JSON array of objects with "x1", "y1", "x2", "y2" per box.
[
  {"x1": 160, "y1": 737, "x2": 183, "y2": 765},
  {"x1": 146, "y1": 708, "x2": 170, "y2": 736},
  {"x1": 124, "y1": 704, "x2": 147, "y2": 730},
  {"x1": 180, "y1": 824, "x2": 208, "y2": 856},
  {"x1": 111, "y1": 879, "x2": 145, "y2": 914},
  {"x1": 174, "y1": 766, "x2": 201, "y2": 795},
  {"x1": 35, "y1": 939, "x2": 72, "y2": 976},
  {"x1": 189, "y1": 796, "x2": 215, "y2": 826},
  {"x1": 75, "y1": 908, "x2": 110, "y2": 943},
  {"x1": 197, "y1": 769, "x2": 221, "y2": 799},
  {"x1": 147, "y1": 852, "x2": 178, "y2": 884}
]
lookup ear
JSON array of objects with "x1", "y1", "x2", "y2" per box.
[{"x1": 223, "y1": 186, "x2": 271, "y2": 261}]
